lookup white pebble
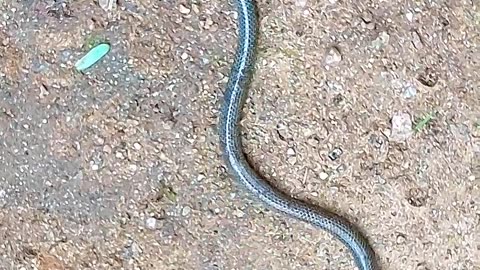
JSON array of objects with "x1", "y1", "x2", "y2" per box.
[
  {"x1": 287, "y1": 148, "x2": 296, "y2": 156},
  {"x1": 402, "y1": 84, "x2": 417, "y2": 99},
  {"x1": 178, "y1": 4, "x2": 190, "y2": 14},
  {"x1": 319, "y1": 172, "x2": 329, "y2": 180},
  {"x1": 389, "y1": 112, "x2": 413, "y2": 142},
  {"x1": 116, "y1": 152, "x2": 124, "y2": 159},
  {"x1": 145, "y1": 217, "x2": 157, "y2": 230},
  {"x1": 133, "y1": 142, "x2": 142, "y2": 150},
  {"x1": 128, "y1": 164, "x2": 138, "y2": 171},
  {"x1": 182, "y1": 206, "x2": 191, "y2": 216},
  {"x1": 295, "y1": 0, "x2": 307, "y2": 7},
  {"x1": 406, "y1": 11, "x2": 414, "y2": 22},
  {"x1": 91, "y1": 164, "x2": 99, "y2": 171}
]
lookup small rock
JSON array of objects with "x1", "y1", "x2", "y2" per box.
[
  {"x1": 202, "y1": 17, "x2": 214, "y2": 30},
  {"x1": 328, "y1": 147, "x2": 343, "y2": 161},
  {"x1": 295, "y1": 0, "x2": 307, "y2": 8},
  {"x1": 145, "y1": 217, "x2": 157, "y2": 230},
  {"x1": 402, "y1": 84, "x2": 417, "y2": 99},
  {"x1": 95, "y1": 136, "x2": 105, "y2": 146},
  {"x1": 405, "y1": 11, "x2": 414, "y2": 22},
  {"x1": 178, "y1": 4, "x2": 190, "y2": 14},
  {"x1": 361, "y1": 10, "x2": 373, "y2": 23},
  {"x1": 98, "y1": 0, "x2": 116, "y2": 11},
  {"x1": 287, "y1": 156, "x2": 297, "y2": 165},
  {"x1": 103, "y1": 145, "x2": 112, "y2": 153},
  {"x1": 128, "y1": 164, "x2": 138, "y2": 172},
  {"x1": 133, "y1": 142, "x2": 142, "y2": 150},
  {"x1": 192, "y1": 3, "x2": 200, "y2": 13},
  {"x1": 0, "y1": 189, "x2": 5, "y2": 198},
  {"x1": 181, "y1": 206, "x2": 191, "y2": 216},
  {"x1": 390, "y1": 112, "x2": 413, "y2": 142},
  {"x1": 319, "y1": 172, "x2": 329, "y2": 180},
  {"x1": 91, "y1": 164, "x2": 99, "y2": 171},
  {"x1": 115, "y1": 152, "x2": 124, "y2": 159},
  {"x1": 324, "y1": 46, "x2": 342, "y2": 65},
  {"x1": 396, "y1": 234, "x2": 406, "y2": 244},
  {"x1": 181, "y1": 52, "x2": 189, "y2": 60},
  {"x1": 2, "y1": 37, "x2": 9, "y2": 46},
  {"x1": 372, "y1": 31, "x2": 390, "y2": 49},
  {"x1": 286, "y1": 148, "x2": 296, "y2": 156},
  {"x1": 361, "y1": 10, "x2": 375, "y2": 29}
]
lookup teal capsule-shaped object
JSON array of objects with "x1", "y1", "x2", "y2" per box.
[{"x1": 75, "y1": 43, "x2": 110, "y2": 71}]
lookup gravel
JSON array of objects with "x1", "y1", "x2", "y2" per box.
[{"x1": 0, "y1": 0, "x2": 478, "y2": 269}]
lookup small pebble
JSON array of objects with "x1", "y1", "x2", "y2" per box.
[
  {"x1": 287, "y1": 156, "x2": 297, "y2": 165},
  {"x1": 182, "y1": 206, "x2": 191, "y2": 216},
  {"x1": 192, "y1": 3, "x2": 200, "y2": 13},
  {"x1": 325, "y1": 46, "x2": 342, "y2": 65},
  {"x1": 287, "y1": 148, "x2": 296, "y2": 156},
  {"x1": 405, "y1": 11, "x2": 414, "y2": 22},
  {"x1": 145, "y1": 217, "x2": 157, "y2": 230},
  {"x1": 372, "y1": 32, "x2": 390, "y2": 49},
  {"x1": 361, "y1": 10, "x2": 373, "y2": 23},
  {"x1": 178, "y1": 4, "x2": 190, "y2": 14},
  {"x1": 128, "y1": 164, "x2": 138, "y2": 172},
  {"x1": 390, "y1": 112, "x2": 413, "y2": 142},
  {"x1": 2, "y1": 37, "x2": 9, "y2": 46},
  {"x1": 98, "y1": 0, "x2": 116, "y2": 11},
  {"x1": 103, "y1": 145, "x2": 112, "y2": 153},
  {"x1": 133, "y1": 142, "x2": 142, "y2": 150},
  {"x1": 319, "y1": 172, "x2": 329, "y2": 180},
  {"x1": 328, "y1": 147, "x2": 343, "y2": 161},
  {"x1": 95, "y1": 136, "x2": 105, "y2": 145},
  {"x1": 402, "y1": 84, "x2": 417, "y2": 99},
  {"x1": 181, "y1": 52, "x2": 189, "y2": 60},
  {"x1": 396, "y1": 234, "x2": 406, "y2": 244},
  {"x1": 91, "y1": 164, "x2": 99, "y2": 171},
  {"x1": 295, "y1": 0, "x2": 307, "y2": 8}
]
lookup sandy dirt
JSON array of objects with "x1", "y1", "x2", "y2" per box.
[{"x1": 0, "y1": 0, "x2": 479, "y2": 269}]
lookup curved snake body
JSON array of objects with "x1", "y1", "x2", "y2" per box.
[{"x1": 218, "y1": 0, "x2": 379, "y2": 269}]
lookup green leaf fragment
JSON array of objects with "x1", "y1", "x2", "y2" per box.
[
  {"x1": 75, "y1": 43, "x2": 110, "y2": 71},
  {"x1": 414, "y1": 112, "x2": 435, "y2": 133}
]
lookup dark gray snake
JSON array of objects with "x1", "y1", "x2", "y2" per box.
[{"x1": 218, "y1": 0, "x2": 379, "y2": 269}]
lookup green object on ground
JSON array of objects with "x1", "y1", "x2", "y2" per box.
[
  {"x1": 414, "y1": 112, "x2": 435, "y2": 132},
  {"x1": 75, "y1": 43, "x2": 110, "y2": 71}
]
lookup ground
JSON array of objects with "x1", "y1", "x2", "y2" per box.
[{"x1": 0, "y1": 0, "x2": 479, "y2": 269}]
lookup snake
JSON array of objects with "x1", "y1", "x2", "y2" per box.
[{"x1": 218, "y1": 0, "x2": 379, "y2": 269}]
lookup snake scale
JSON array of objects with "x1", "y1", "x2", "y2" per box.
[{"x1": 218, "y1": 0, "x2": 379, "y2": 269}]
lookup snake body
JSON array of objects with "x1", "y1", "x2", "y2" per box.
[{"x1": 218, "y1": 0, "x2": 379, "y2": 269}]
